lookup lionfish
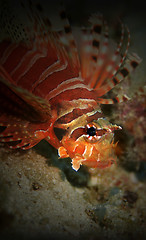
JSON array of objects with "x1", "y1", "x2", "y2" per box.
[{"x1": 0, "y1": 1, "x2": 141, "y2": 171}]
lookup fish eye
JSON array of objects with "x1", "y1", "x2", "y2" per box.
[
  {"x1": 86, "y1": 126, "x2": 96, "y2": 136},
  {"x1": 85, "y1": 123, "x2": 107, "y2": 143},
  {"x1": 85, "y1": 123, "x2": 98, "y2": 143}
]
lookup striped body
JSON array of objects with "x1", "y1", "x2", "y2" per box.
[{"x1": 0, "y1": 2, "x2": 141, "y2": 171}]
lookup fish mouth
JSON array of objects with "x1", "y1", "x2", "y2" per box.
[{"x1": 71, "y1": 151, "x2": 116, "y2": 171}]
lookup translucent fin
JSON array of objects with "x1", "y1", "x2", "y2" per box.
[
  {"x1": 97, "y1": 94, "x2": 131, "y2": 104},
  {"x1": 58, "y1": 7, "x2": 80, "y2": 74},
  {"x1": 80, "y1": 15, "x2": 142, "y2": 104},
  {"x1": 95, "y1": 53, "x2": 142, "y2": 97},
  {"x1": 93, "y1": 23, "x2": 130, "y2": 91},
  {"x1": 89, "y1": 18, "x2": 110, "y2": 89},
  {"x1": 0, "y1": 114, "x2": 50, "y2": 149},
  {"x1": 80, "y1": 14, "x2": 103, "y2": 81}
]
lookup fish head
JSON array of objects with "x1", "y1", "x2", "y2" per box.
[{"x1": 58, "y1": 117, "x2": 121, "y2": 171}]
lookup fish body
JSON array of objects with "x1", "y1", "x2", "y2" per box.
[{"x1": 0, "y1": 1, "x2": 141, "y2": 171}]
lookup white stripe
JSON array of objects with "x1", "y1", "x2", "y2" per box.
[
  {"x1": 1, "y1": 44, "x2": 18, "y2": 64},
  {"x1": 10, "y1": 48, "x2": 45, "y2": 76},
  {"x1": 48, "y1": 82, "x2": 92, "y2": 100},
  {"x1": 33, "y1": 60, "x2": 68, "y2": 89},
  {"x1": 67, "y1": 98, "x2": 97, "y2": 108},
  {"x1": 54, "y1": 99, "x2": 98, "y2": 121},
  {"x1": 88, "y1": 145, "x2": 93, "y2": 157},
  {"x1": 16, "y1": 52, "x2": 45, "y2": 81},
  {"x1": 75, "y1": 134, "x2": 87, "y2": 141},
  {"x1": 82, "y1": 145, "x2": 88, "y2": 157},
  {"x1": 72, "y1": 143, "x2": 79, "y2": 152},
  {"x1": 82, "y1": 145, "x2": 94, "y2": 158},
  {"x1": 68, "y1": 109, "x2": 99, "y2": 136},
  {"x1": 47, "y1": 77, "x2": 83, "y2": 100},
  {"x1": 36, "y1": 59, "x2": 61, "y2": 83}
]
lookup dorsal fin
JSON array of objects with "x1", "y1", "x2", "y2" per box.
[
  {"x1": 58, "y1": 7, "x2": 80, "y2": 74},
  {"x1": 95, "y1": 53, "x2": 142, "y2": 98},
  {"x1": 79, "y1": 14, "x2": 141, "y2": 104},
  {"x1": 0, "y1": 1, "x2": 81, "y2": 100},
  {"x1": 89, "y1": 16, "x2": 110, "y2": 89},
  {"x1": 80, "y1": 14, "x2": 104, "y2": 81}
]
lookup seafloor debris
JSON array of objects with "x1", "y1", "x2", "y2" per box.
[{"x1": 113, "y1": 85, "x2": 146, "y2": 172}]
